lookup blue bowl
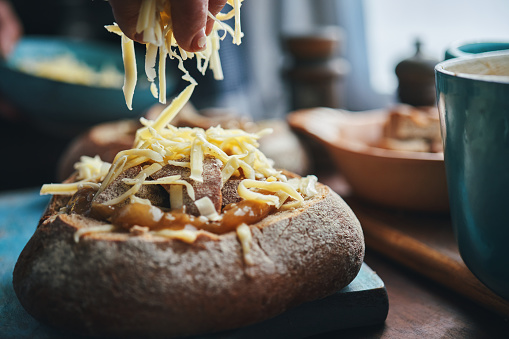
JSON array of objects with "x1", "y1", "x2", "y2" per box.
[{"x1": 0, "y1": 36, "x2": 176, "y2": 128}]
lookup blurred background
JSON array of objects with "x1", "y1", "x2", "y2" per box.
[{"x1": 1, "y1": 0, "x2": 508, "y2": 191}]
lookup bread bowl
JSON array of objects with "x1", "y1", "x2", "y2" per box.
[
  {"x1": 13, "y1": 100, "x2": 364, "y2": 338},
  {"x1": 14, "y1": 179, "x2": 363, "y2": 338}
]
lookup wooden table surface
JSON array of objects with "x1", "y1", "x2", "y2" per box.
[
  {"x1": 314, "y1": 174, "x2": 509, "y2": 339},
  {"x1": 318, "y1": 250, "x2": 509, "y2": 339}
]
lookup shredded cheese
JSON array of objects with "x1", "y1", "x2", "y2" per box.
[
  {"x1": 74, "y1": 155, "x2": 111, "y2": 182},
  {"x1": 167, "y1": 160, "x2": 190, "y2": 167},
  {"x1": 107, "y1": 0, "x2": 244, "y2": 109},
  {"x1": 130, "y1": 195, "x2": 153, "y2": 205},
  {"x1": 41, "y1": 182, "x2": 99, "y2": 196},
  {"x1": 194, "y1": 197, "x2": 221, "y2": 221},
  {"x1": 136, "y1": 83, "x2": 196, "y2": 142},
  {"x1": 43, "y1": 117, "x2": 318, "y2": 243},
  {"x1": 101, "y1": 173, "x2": 147, "y2": 206},
  {"x1": 238, "y1": 179, "x2": 304, "y2": 208},
  {"x1": 113, "y1": 149, "x2": 164, "y2": 164},
  {"x1": 124, "y1": 175, "x2": 196, "y2": 201},
  {"x1": 74, "y1": 225, "x2": 115, "y2": 243},
  {"x1": 189, "y1": 136, "x2": 204, "y2": 182},
  {"x1": 236, "y1": 223, "x2": 253, "y2": 265},
  {"x1": 16, "y1": 54, "x2": 124, "y2": 88},
  {"x1": 169, "y1": 185, "x2": 183, "y2": 209},
  {"x1": 121, "y1": 34, "x2": 137, "y2": 110},
  {"x1": 289, "y1": 175, "x2": 319, "y2": 199},
  {"x1": 95, "y1": 155, "x2": 128, "y2": 197},
  {"x1": 153, "y1": 229, "x2": 199, "y2": 243},
  {"x1": 221, "y1": 157, "x2": 240, "y2": 184},
  {"x1": 42, "y1": 0, "x2": 321, "y2": 247},
  {"x1": 41, "y1": 156, "x2": 110, "y2": 196}
]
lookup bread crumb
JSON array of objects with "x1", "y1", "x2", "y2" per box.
[{"x1": 130, "y1": 225, "x2": 150, "y2": 235}]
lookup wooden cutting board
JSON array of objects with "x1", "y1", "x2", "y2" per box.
[
  {"x1": 0, "y1": 188, "x2": 388, "y2": 339},
  {"x1": 344, "y1": 196, "x2": 509, "y2": 318}
]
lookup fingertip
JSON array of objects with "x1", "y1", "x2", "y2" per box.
[
  {"x1": 169, "y1": 0, "x2": 208, "y2": 52},
  {"x1": 192, "y1": 29, "x2": 207, "y2": 52},
  {"x1": 133, "y1": 32, "x2": 145, "y2": 44}
]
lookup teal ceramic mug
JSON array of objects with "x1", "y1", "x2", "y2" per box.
[{"x1": 435, "y1": 51, "x2": 509, "y2": 300}]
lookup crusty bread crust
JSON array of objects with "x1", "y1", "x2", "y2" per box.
[{"x1": 13, "y1": 183, "x2": 364, "y2": 338}]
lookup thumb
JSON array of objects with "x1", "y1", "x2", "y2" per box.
[
  {"x1": 108, "y1": 0, "x2": 144, "y2": 42},
  {"x1": 169, "y1": 0, "x2": 209, "y2": 52}
]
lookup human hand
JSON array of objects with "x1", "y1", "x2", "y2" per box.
[
  {"x1": 108, "y1": 0, "x2": 228, "y2": 52},
  {"x1": 0, "y1": 0, "x2": 22, "y2": 58}
]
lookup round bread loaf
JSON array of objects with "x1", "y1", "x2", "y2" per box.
[{"x1": 13, "y1": 182, "x2": 364, "y2": 338}]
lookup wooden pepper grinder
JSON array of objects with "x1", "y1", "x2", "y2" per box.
[
  {"x1": 283, "y1": 26, "x2": 349, "y2": 110},
  {"x1": 395, "y1": 39, "x2": 439, "y2": 107}
]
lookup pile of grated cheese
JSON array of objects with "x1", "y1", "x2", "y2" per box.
[
  {"x1": 41, "y1": 94, "x2": 318, "y2": 210},
  {"x1": 17, "y1": 54, "x2": 124, "y2": 88}
]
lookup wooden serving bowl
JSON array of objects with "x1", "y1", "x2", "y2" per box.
[{"x1": 288, "y1": 108, "x2": 449, "y2": 212}]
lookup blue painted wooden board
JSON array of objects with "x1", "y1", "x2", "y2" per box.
[{"x1": 0, "y1": 189, "x2": 388, "y2": 339}]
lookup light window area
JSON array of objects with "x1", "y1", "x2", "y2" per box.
[{"x1": 363, "y1": 0, "x2": 509, "y2": 95}]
